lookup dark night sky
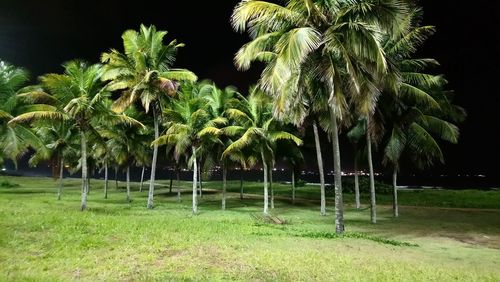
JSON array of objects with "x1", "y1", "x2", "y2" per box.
[{"x1": 0, "y1": 0, "x2": 499, "y2": 176}]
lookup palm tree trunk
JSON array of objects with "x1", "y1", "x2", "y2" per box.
[
  {"x1": 330, "y1": 111, "x2": 344, "y2": 233},
  {"x1": 87, "y1": 175, "x2": 91, "y2": 194},
  {"x1": 104, "y1": 160, "x2": 108, "y2": 199},
  {"x1": 169, "y1": 177, "x2": 173, "y2": 194},
  {"x1": 147, "y1": 110, "x2": 160, "y2": 209},
  {"x1": 291, "y1": 169, "x2": 295, "y2": 205},
  {"x1": 393, "y1": 167, "x2": 399, "y2": 218},
  {"x1": 261, "y1": 150, "x2": 269, "y2": 215},
  {"x1": 115, "y1": 166, "x2": 118, "y2": 189},
  {"x1": 126, "y1": 165, "x2": 131, "y2": 202},
  {"x1": 198, "y1": 159, "x2": 202, "y2": 198},
  {"x1": 222, "y1": 164, "x2": 227, "y2": 210},
  {"x1": 80, "y1": 131, "x2": 88, "y2": 211},
  {"x1": 192, "y1": 146, "x2": 198, "y2": 214},
  {"x1": 270, "y1": 166, "x2": 274, "y2": 209},
  {"x1": 354, "y1": 147, "x2": 360, "y2": 209},
  {"x1": 58, "y1": 157, "x2": 64, "y2": 200},
  {"x1": 313, "y1": 122, "x2": 327, "y2": 216},
  {"x1": 240, "y1": 168, "x2": 244, "y2": 200},
  {"x1": 176, "y1": 167, "x2": 181, "y2": 202},
  {"x1": 366, "y1": 116, "x2": 377, "y2": 224},
  {"x1": 170, "y1": 162, "x2": 176, "y2": 194},
  {"x1": 139, "y1": 166, "x2": 145, "y2": 192}
]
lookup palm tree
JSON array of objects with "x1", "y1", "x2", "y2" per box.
[
  {"x1": 374, "y1": 7, "x2": 464, "y2": 218},
  {"x1": 379, "y1": 81, "x2": 464, "y2": 217},
  {"x1": 0, "y1": 61, "x2": 48, "y2": 167},
  {"x1": 92, "y1": 139, "x2": 112, "y2": 199},
  {"x1": 153, "y1": 82, "x2": 218, "y2": 214},
  {"x1": 199, "y1": 82, "x2": 241, "y2": 210},
  {"x1": 232, "y1": 0, "x2": 407, "y2": 233},
  {"x1": 135, "y1": 140, "x2": 152, "y2": 193},
  {"x1": 347, "y1": 118, "x2": 366, "y2": 209},
  {"x1": 10, "y1": 60, "x2": 140, "y2": 210},
  {"x1": 29, "y1": 120, "x2": 79, "y2": 200},
  {"x1": 222, "y1": 87, "x2": 302, "y2": 215},
  {"x1": 101, "y1": 24, "x2": 197, "y2": 209},
  {"x1": 11, "y1": 61, "x2": 102, "y2": 210},
  {"x1": 101, "y1": 108, "x2": 147, "y2": 202},
  {"x1": 276, "y1": 139, "x2": 304, "y2": 204}
]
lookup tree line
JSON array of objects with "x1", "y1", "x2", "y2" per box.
[{"x1": 0, "y1": 0, "x2": 465, "y2": 233}]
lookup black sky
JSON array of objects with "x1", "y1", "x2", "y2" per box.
[{"x1": 0, "y1": 0, "x2": 499, "y2": 176}]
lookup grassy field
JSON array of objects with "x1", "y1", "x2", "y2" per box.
[{"x1": 1, "y1": 175, "x2": 499, "y2": 281}]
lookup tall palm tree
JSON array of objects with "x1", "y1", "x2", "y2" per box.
[
  {"x1": 153, "y1": 82, "x2": 218, "y2": 214},
  {"x1": 374, "y1": 7, "x2": 464, "y2": 218},
  {"x1": 199, "y1": 82, "x2": 241, "y2": 210},
  {"x1": 232, "y1": 0, "x2": 407, "y2": 233},
  {"x1": 101, "y1": 24, "x2": 197, "y2": 209},
  {"x1": 222, "y1": 87, "x2": 302, "y2": 215}
]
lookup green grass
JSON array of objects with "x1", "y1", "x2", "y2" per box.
[
  {"x1": 1, "y1": 176, "x2": 499, "y2": 281},
  {"x1": 217, "y1": 178, "x2": 500, "y2": 209}
]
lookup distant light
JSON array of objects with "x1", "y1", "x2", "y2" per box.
[{"x1": 1, "y1": 168, "x2": 6, "y2": 171}]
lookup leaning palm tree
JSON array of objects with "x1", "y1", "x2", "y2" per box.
[
  {"x1": 101, "y1": 24, "x2": 197, "y2": 209},
  {"x1": 222, "y1": 87, "x2": 302, "y2": 215},
  {"x1": 153, "y1": 82, "x2": 218, "y2": 214},
  {"x1": 232, "y1": 0, "x2": 408, "y2": 233}
]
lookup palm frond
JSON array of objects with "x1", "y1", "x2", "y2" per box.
[
  {"x1": 400, "y1": 83, "x2": 440, "y2": 109},
  {"x1": 268, "y1": 131, "x2": 302, "y2": 146},
  {"x1": 383, "y1": 126, "x2": 406, "y2": 165},
  {"x1": 9, "y1": 111, "x2": 66, "y2": 125},
  {"x1": 160, "y1": 69, "x2": 198, "y2": 82},
  {"x1": 231, "y1": 0, "x2": 302, "y2": 33},
  {"x1": 420, "y1": 115, "x2": 459, "y2": 143},
  {"x1": 235, "y1": 32, "x2": 282, "y2": 70}
]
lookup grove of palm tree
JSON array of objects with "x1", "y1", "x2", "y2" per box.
[{"x1": 1, "y1": 1, "x2": 498, "y2": 280}]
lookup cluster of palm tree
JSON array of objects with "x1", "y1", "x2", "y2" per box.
[
  {"x1": 0, "y1": 1, "x2": 464, "y2": 234},
  {"x1": 231, "y1": 0, "x2": 465, "y2": 232}
]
